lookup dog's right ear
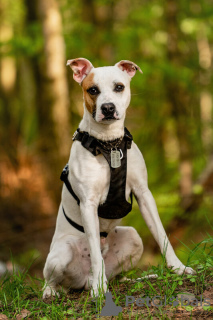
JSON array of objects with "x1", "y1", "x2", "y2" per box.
[{"x1": 66, "y1": 58, "x2": 94, "y2": 83}]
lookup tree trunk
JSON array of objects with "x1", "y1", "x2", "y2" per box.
[
  {"x1": 25, "y1": 0, "x2": 71, "y2": 161},
  {"x1": 81, "y1": 0, "x2": 115, "y2": 63},
  {"x1": 36, "y1": 0, "x2": 71, "y2": 160},
  {"x1": 0, "y1": 13, "x2": 18, "y2": 165},
  {"x1": 24, "y1": 0, "x2": 71, "y2": 203},
  {"x1": 165, "y1": 0, "x2": 193, "y2": 205},
  {"x1": 197, "y1": 30, "x2": 212, "y2": 152}
]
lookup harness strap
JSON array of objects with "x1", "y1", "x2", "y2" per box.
[
  {"x1": 60, "y1": 164, "x2": 80, "y2": 205},
  {"x1": 61, "y1": 165, "x2": 133, "y2": 209},
  {"x1": 62, "y1": 206, "x2": 108, "y2": 238},
  {"x1": 73, "y1": 127, "x2": 133, "y2": 156},
  {"x1": 60, "y1": 127, "x2": 133, "y2": 235},
  {"x1": 72, "y1": 127, "x2": 133, "y2": 219}
]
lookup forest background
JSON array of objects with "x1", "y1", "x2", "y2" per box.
[{"x1": 0, "y1": 0, "x2": 213, "y2": 276}]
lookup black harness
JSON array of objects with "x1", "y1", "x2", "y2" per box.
[{"x1": 60, "y1": 127, "x2": 133, "y2": 237}]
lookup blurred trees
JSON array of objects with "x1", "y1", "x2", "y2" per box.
[
  {"x1": 0, "y1": 0, "x2": 212, "y2": 269},
  {"x1": 26, "y1": 0, "x2": 70, "y2": 159},
  {"x1": 165, "y1": 0, "x2": 193, "y2": 202}
]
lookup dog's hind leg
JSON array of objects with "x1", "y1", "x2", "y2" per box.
[
  {"x1": 43, "y1": 239, "x2": 73, "y2": 299},
  {"x1": 42, "y1": 236, "x2": 90, "y2": 299},
  {"x1": 103, "y1": 226, "x2": 143, "y2": 280}
]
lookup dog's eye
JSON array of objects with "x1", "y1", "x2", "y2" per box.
[
  {"x1": 114, "y1": 84, "x2": 125, "y2": 92},
  {"x1": 87, "y1": 86, "x2": 100, "y2": 95}
]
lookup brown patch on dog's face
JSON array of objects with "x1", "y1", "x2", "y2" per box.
[{"x1": 81, "y1": 73, "x2": 99, "y2": 115}]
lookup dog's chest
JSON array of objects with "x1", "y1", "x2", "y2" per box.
[
  {"x1": 70, "y1": 142, "x2": 111, "y2": 202},
  {"x1": 90, "y1": 154, "x2": 111, "y2": 205},
  {"x1": 69, "y1": 141, "x2": 131, "y2": 205}
]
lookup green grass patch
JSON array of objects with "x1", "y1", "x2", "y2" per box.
[{"x1": 0, "y1": 236, "x2": 212, "y2": 319}]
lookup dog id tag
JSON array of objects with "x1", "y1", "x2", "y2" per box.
[{"x1": 111, "y1": 149, "x2": 121, "y2": 168}]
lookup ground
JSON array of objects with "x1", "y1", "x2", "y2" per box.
[
  {"x1": 1, "y1": 235, "x2": 213, "y2": 319},
  {"x1": 0, "y1": 261, "x2": 212, "y2": 319}
]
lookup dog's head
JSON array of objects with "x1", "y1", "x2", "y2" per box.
[{"x1": 67, "y1": 58, "x2": 142, "y2": 124}]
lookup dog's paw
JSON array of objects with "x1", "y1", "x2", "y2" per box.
[
  {"x1": 169, "y1": 263, "x2": 196, "y2": 275},
  {"x1": 176, "y1": 266, "x2": 195, "y2": 275},
  {"x1": 90, "y1": 280, "x2": 108, "y2": 297},
  {"x1": 42, "y1": 286, "x2": 59, "y2": 300}
]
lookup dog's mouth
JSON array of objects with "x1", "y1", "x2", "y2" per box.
[
  {"x1": 102, "y1": 111, "x2": 120, "y2": 121},
  {"x1": 94, "y1": 110, "x2": 120, "y2": 123},
  {"x1": 103, "y1": 116, "x2": 118, "y2": 121}
]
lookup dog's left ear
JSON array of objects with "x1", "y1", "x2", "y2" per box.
[{"x1": 115, "y1": 60, "x2": 142, "y2": 78}]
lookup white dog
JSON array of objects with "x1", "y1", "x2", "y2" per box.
[{"x1": 43, "y1": 58, "x2": 194, "y2": 298}]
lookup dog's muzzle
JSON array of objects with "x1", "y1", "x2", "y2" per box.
[{"x1": 101, "y1": 103, "x2": 117, "y2": 120}]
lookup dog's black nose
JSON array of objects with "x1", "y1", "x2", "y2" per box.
[{"x1": 101, "y1": 103, "x2": 115, "y2": 117}]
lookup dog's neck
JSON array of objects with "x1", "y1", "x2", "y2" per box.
[{"x1": 79, "y1": 107, "x2": 125, "y2": 141}]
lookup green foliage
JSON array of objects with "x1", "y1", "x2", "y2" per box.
[{"x1": 1, "y1": 0, "x2": 212, "y2": 185}]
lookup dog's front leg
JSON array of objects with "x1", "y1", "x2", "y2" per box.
[
  {"x1": 80, "y1": 201, "x2": 108, "y2": 296},
  {"x1": 135, "y1": 187, "x2": 195, "y2": 275}
]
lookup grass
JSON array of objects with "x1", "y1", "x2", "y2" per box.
[{"x1": 0, "y1": 235, "x2": 212, "y2": 319}]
